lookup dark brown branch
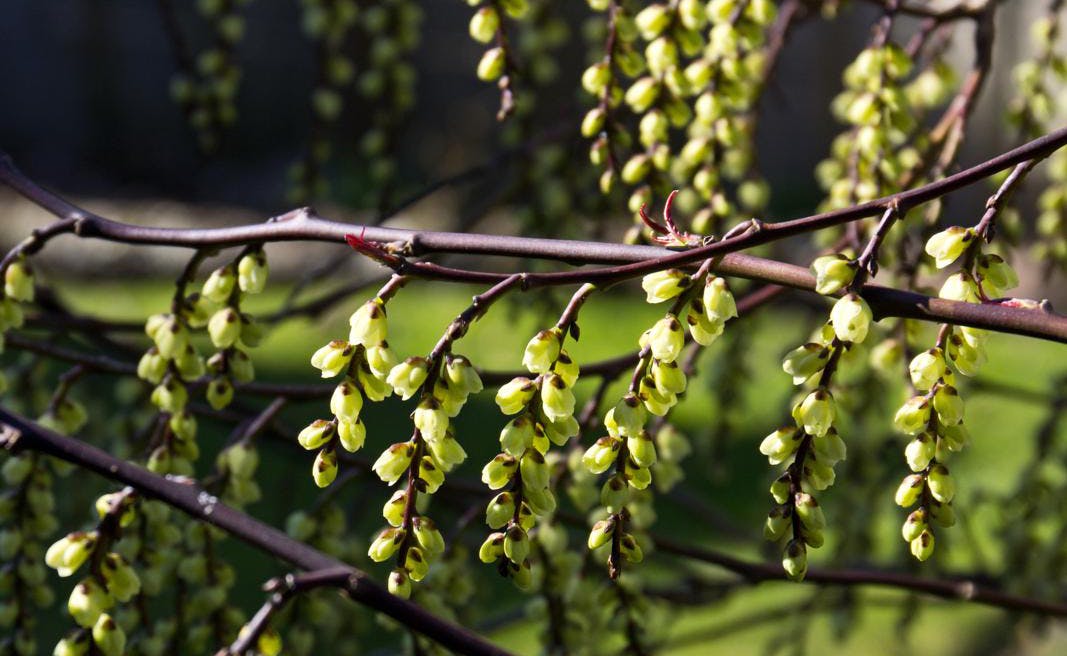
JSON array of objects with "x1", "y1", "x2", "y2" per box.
[
  {"x1": 652, "y1": 536, "x2": 1067, "y2": 618},
  {"x1": 0, "y1": 406, "x2": 512, "y2": 656},
  {"x1": 6, "y1": 124, "x2": 1064, "y2": 280},
  {"x1": 221, "y1": 568, "x2": 354, "y2": 655},
  {"x1": 4, "y1": 130, "x2": 1067, "y2": 341}
]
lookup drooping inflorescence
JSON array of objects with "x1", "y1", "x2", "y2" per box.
[
  {"x1": 479, "y1": 284, "x2": 594, "y2": 589},
  {"x1": 166, "y1": 0, "x2": 252, "y2": 153},
  {"x1": 136, "y1": 248, "x2": 269, "y2": 477},
  {"x1": 583, "y1": 262, "x2": 736, "y2": 578},
  {"x1": 303, "y1": 282, "x2": 405, "y2": 488},
  {"x1": 580, "y1": 0, "x2": 779, "y2": 242}
]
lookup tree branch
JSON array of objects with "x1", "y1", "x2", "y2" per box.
[
  {"x1": 4, "y1": 132, "x2": 1067, "y2": 342},
  {"x1": 0, "y1": 406, "x2": 513, "y2": 656},
  {"x1": 653, "y1": 536, "x2": 1067, "y2": 618}
]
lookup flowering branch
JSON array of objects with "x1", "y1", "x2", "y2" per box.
[
  {"x1": 0, "y1": 406, "x2": 513, "y2": 656},
  {"x1": 4, "y1": 133, "x2": 1067, "y2": 341}
]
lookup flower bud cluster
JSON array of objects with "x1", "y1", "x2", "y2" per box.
[
  {"x1": 1035, "y1": 149, "x2": 1067, "y2": 273},
  {"x1": 366, "y1": 308, "x2": 490, "y2": 594},
  {"x1": 759, "y1": 419, "x2": 845, "y2": 581},
  {"x1": 650, "y1": 423, "x2": 692, "y2": 493},
  {"x1": 465, "y1": 0, "x2": 528, "y2": 117},
  {"x1": 927, "y1": 224, "x2": 1018, "y2": 305},
  {"x1": 816, "y1": 41, "x2": 946, "y2": 213},
  {"x1": 0, "y1": 454, "x2": 59, "y2": 655},
  {"x1": 204, "y1": 250, "x2": 268, "y2": 411},
  {"x1": 280, "y1": 504, "x2": 364, "y2": 655},
  {"x1": 481, "y1": 325, "x2": 579, "y2": 587},
  {"x1": 1007, "y1": 12, "x2": 1065, "y2": 142},
  {"x1": 892, "y1": 341, "x2": 973, "y2": 561},
  {"x1": 351, "y1": 0, "x2": 423, "y2": 195},
  {"x1": 287, "y1": 0, "x2": 364, "y2": 203},
  {"x1": 46, "y1": 498, "x2": 182, "y2": 654},
  {"x1": 1010, "y1": 12, "x2": 1067, "y2": 272},
  {"x1": 764, "y1": 264, "x2": 870, "y2": 579},
  {"x1": 303, "y1": 297, "x2": 403, "y2": 488},
  {"x1": 173, "y1": 521, "x2": 244, "y2": 652},
  {"x1": 168, "y1": 0, "x2": 252, "y2": 152},
  {"x1": 924, "y1": 224, "x2": 1012, "y2": 373},
  {"x1": 0, "y1": 255, "x2": 36, "y2": 396},
  {"x1": 44, "y1": 490, "x2": 143, "y2": 656},
  {"x1": 138, "y1": 251, "x2": 267, "y2": 476},
  {"x1": 214, "y1": 440, "x2": 262, "y2": 507},
  {"x1": 578, "y1": 270, "x2": 735, "y2": 575},
  {"x1": 638, "y1": 273, "x2": 737, "y2": 413},
  {"x1": 673, "y1": 0, "x2": 776, "y2": 230},
  {"x1": 581, "y1": 0, "x2": 777, "y2": 236}
]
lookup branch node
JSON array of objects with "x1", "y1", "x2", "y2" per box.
[{"x1": 0, "y1": 425, "x2": 23, "y2": 452}]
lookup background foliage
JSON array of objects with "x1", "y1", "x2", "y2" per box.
[{"x1": 2, "y1": 1, "x2": 1067, "y2": 655}]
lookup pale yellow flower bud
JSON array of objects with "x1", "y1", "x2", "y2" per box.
[
  {"x1": 388, "y1": 568, "x2": 411, "y2": 598},
  {"x1": 479, "y1": 532, "x2": 505, "y2": 563},
  {"x1": 910, "y1": 529, "x2": 935, "y2": 561},
  {"x1": 372, "y1": 442, "x2": 414, "y2": 485},
  {"x1": 337, "y1": 418, "x2": 366, "y2": 453},
  {"x1": 927, "y1": 464, "x2": 955, "y2": 502},
  {"x1": 759, "y1": 427, "x2": 802, "y2": 465},
  {"x1": 782, "y1": 343, "x2": 829, "y2": 384},
  {"x1": 604, "y1": 395, "x2": 646, "y2": 437},
  {"x1": 909, "y1": 348, "x2": 947, "y2": 390},
  {"x1": 642, "y1": 314, "x2": 685, "y2": 362},
  {"x1": 830, "y1": 293, "x2": 873, "y2": 343},
  {"x1": 310, "y1": 340, "x2": 354, "y2": 378},
  {"x1": 782, "y1": 539, "x2": 807, "y2": 581},
  {"x1": 413, "y1": 397, "x2": 448, "y2": 442},
  {"x1": 330, "y1": 379, "x2": 363, "y2": 422},
  {"x1": 792, "y1": 388, "x2": 835, "y2": 437},
  {"x1": 368, "y1": 528, "x2": 405, "y2": 562},
  {"x1": 297, "y1": 419, "x2": 334, "y2": 450},
  {"x1": 976, "y1": 254, "x2": 1019, "y2": 296},
  {"x1": 495, "y1": 377, "x2": 537, "y2": 415},
  {"x1": 349, "y1": 300, "x2": 388, "y2": 346},
  {"x1": 587, "y1": 518, "x2": 615, "y2": 550},
  {"x1": 905, "y1": 432, "x2": 936, "y2": 472},
  {"x1": 386, "y1": 357, "x2": 429, "y2": 400},
  {"x1": 503, "y1": 525, "x2": 530, "y2": 564},
  {"x1": 893, "y1": 396, "x2": 931, "y2": 434},
  {"x1": 237, "y1": 250, "x2": 268, "y2": 294},
  {"x1": 523, "y1": 329, "x2": 562, "y2": 374},
  {"x1": 312, "y1": 447, "x2": 338, "y2": 488},
  {"x1": 894, "y1": 474, "x2": 924, "y2": 507},
  {"x1": 541, "y1": 373, "x2": 575, "y2": 421},
  {"x1": 3, "y1": 259, "x2": 34, "y2": 302},
  {"x1": 582, "y1": 436, "x2": 621, "y2": 474},
  {"x1": 201, "y1": 265, "x2": 236, "y2": 303},
  {"x1": 482, "y1": 454, "x2": 518, "y2": 490},
  {"x1": 468, "y1": 6, "x2": 499, "y2": 43},
  {"x1": 925, "y1": 226, "x2": 973, "y2": 269},
  {"x1": 703, "y1": 276, "x2": 738, "y2": 322},
  {"x1": 92, "y1": 614, "x2": 126, "y2": 656},
  {"x1": 939, "y1": 271, "x2": 980, "y2": 303},
  {"x1": 932, "y1": 385, "x2": 964, "y2": 425},
  {"x1": 641, "y1": 269, "x2": 691, "y2": 304}
]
